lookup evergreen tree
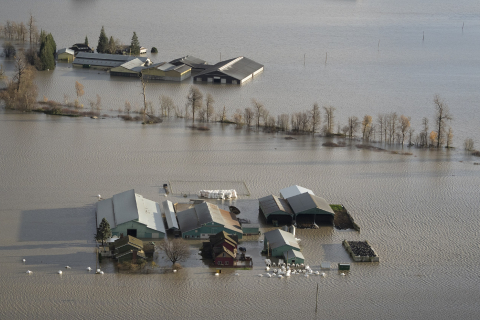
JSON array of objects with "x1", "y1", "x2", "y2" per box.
[
  {"x1": 95, "y1": 218, "x2": 112, "y2": 247},
  {"x1": 108, "y1": 36, "x2": 115, "y2": 54},
  {"x1": 97, "y1": 26, "x2": 108, "y2": 53},
  {"x1": 85, "y1": 35, "x2": 88, "y2": 46},
  {"x1": 130, "y1": 31, "x2": 140, "y2": 55},
  {"x1": 38, "y1": 31, "x2": 55, "y2": 70}
]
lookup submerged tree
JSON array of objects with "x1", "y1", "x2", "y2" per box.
[
  {"x1": 433, "y1": 94, "x2": 453, "y2": 148},
  {"x1": 398, "y1": 115, "x2": 411, "y2": 146},
  {"x1": 310, "y1": 103, "x2": 320, "y2": 136},
  {"x1": 186, "y1": 86, "x2": 203, "y2": 123},
  {"x1": 157, "y1": 238, "x2": 190, "y2": 265},
  {"x1": 251, "y1": 98, "x2": 264, "y2": 128},
  {"x1": 205, "y1": 93, "x2": 215, "y2": 122},
  {"x1": 323, "y1": 106, "x2": 335, "y2": 135}
]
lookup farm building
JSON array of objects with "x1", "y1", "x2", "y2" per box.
[
  {"x1": 69, "y1": 43, "x2": 93, "y2": 54},
  {"x1": 176, "y1": 202, "x2": 243, "y2": 239},
  {"x1": 263, "y1": 229, "x2": 304, "y2": 264},
  {"x1": 279, "y1": 185, "x2": 314, "y2": 199},
  {"x1": 57, "y1": 48, "x2": 75, "y2": 61},
  {"x1": 141, "y1": 62, "x2": 191, "y2": 81},
  {"x1": 163, "y1": 200, "x2": 179, "y2": 230},
  {"x1": 73, "y1": 52, "x2": 149, "y2": 69},
  {"x1": 193, "y1": 56, "x2": 263, "y2": 84},
  {"x1": 109, "y1": 58, "x2": 146, "y2": 77},
  {"x1": 242, "y1": 223, "x2": 260, "y2": 235},
  {"x1": 96, "y1": 189, "x2": 166, "y2": 239},
  {"x1": 259, "y1": 194, "x2": 294, "y2": 225},
  {"x1": 287, "y1": 193, "x2": 335, "y2": 226},
  {"x1": 112, "y1": 235, "x2": 146, "y2": 263},
  {"x1": 202, "y1": 231, "x2": 238, "y2": 266},
  {"x1": 169, "y1": 55, "x2": 209, "y2": 71}
]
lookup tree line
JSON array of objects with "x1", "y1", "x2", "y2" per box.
[{"x1": 95, "y1": 26, "x2": 141, "y2": 55}]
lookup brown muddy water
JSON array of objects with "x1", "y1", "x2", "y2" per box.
[{"x1": 0, "y1": 111, "x2": 479, "y2": 319}]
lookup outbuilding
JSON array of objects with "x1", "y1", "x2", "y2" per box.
[
  {"x1": 259, "y1": 194, "x2": 294, "y2": 225},
  {"x1": 288, "y1": 193, "x2": 335, "y2": 226},
  {"x1": 263, "y1": 229, "x2": 303, "y2": 263},
  {"x1": 73, "y1": 52, "x2": 149, "y2": 69},
  {"x1": 57, "y1": 48, "x2": 75, "y2": 62},
  {"x1": 176, "y1": 202, "x2": 243, "y2": 239},
  {"x1": 113, "y1": 235, "x2": 146, "y2": 263},
  {"x1": 96, "y1": 189, "x2": 166, "y2": 239},
  {"x1": 193, "y1": 56, "x2": 263, "y2": 84}
]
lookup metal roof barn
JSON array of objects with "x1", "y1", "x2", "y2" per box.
[
  {"x1": 193, "y1": 56, "x2": 263, "y2": 84},
  {"x1": 162, "y1": 200, "x2": 179, "y2": 230},
  {"x1": 279, "y1": 185, "x2": 315, "y2": 199}
]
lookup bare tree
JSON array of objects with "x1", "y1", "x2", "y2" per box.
[
  {"x1": 157, "y1": 239, "x2": 190, "y2": 265},
  {"x1": 27, "y1": 14, "x2": 36, "y2": 44},
  {"x1": 464, "y1": 138, "x2": 474, "y2": 151},
  {"x1": 251, "y1": 98, "x2": 264, "y2": 128},
  {"x1": 433, "y1": 94, "x2": 453, "y2": 148},
  {"x1": 347, "y1": 116, "x2": 360, "y2": 139},
  {"x1": 323, "y1": 106, "x2": 335, "y2": 135},
  {"x1": 75, "y1": 81, "x2": 85, "y2": 99},
  {"x1": 233, "y1": 109, "x2": 243, "y2": 125},
  {"x1": 377, "y1": 114, "x2": 385, "y2": 143},
  {"x1": 205, "y1": 93, "x2": 215, "y2": 122},
  {"x1": 310, "y1": 103, "x2": 321, "y2": 136},
  {"x1": 159, "y1": 95, "x2": 175, "y2": 117},
  {"x1": 277, "y1": 114, "x2": 289, "y2": 131},
  {"x1": 446, "y1": 127, "x2": 453, "y2": 148},
  {"x1": 362, "y1": 115, "x2": 373, "y2": 140},
  {"x1": 419, "y1": 117, "x2": 429, "y2": 147},
  {"x1": 124, "y1": 100, "x2": 131, "y2": 114},
  {"x1": 186, "y1": 86, "x2": 203, "y2": 123},
  {"x1": 398, "y1": 115, "x2": 411, "y2": 146},
  {"x1": 18, "y1": 22, "x2": 27, "y2": 42},
  {"x1": 244, "y1": 107, "x2": 254, "y2": 126},
  {"x1": 408, "y1": 128, "x2": 415, "y2": 146}
]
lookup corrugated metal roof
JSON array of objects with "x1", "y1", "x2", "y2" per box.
[
  {"x1": 169, "y1": 55, "x2": 207, "y2": 67},
  {"x1": 57, "y1": 48, "x2": 74, "y2": 55},
  {"x1": 96, "y1": 198, "x2": 115, "y2": 227},
  {"x1": 279, "y1": 185, "x2": 315, "y2": 199},
  {"x1": 176, "y1": 202, "x2": 241, "y2": 234},
  {"x1": 112, "y1": 190, "x2": 139, "y2": 225},
  {"x1": 119, "y1": 58, "x2": 144, "y2": 70},
  {"x1": 73, "y1": 58, "x2": 122, "y2": 67},
  {"x1": 114, "y1": 235, "x2": 143, "y2": 250},
  {"x1": 136, "y1": 194, "x2": 166, "y2": 234},
  {"x1": 76, "y1": 52, "x2": 149, "y2": 62},
  {"x1": 287, "y1": 193, "x2": 334, "y2": 215},
  {"x1": 259, "y1": 195, "x2": 294, "y2": 216},
  {"x1": 264, "y1": 229, "x2": 300, "y2": 250},
  {"x1": 163, "y1": 200, "x2": 179, "y2": 230},
  {"x1": 194, "y1": 56, "x2": 263, "y2": 81}
]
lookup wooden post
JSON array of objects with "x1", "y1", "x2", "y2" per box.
[
  {"x1": 315, "y1": 283, "x2": 319, "y2": 313},
  {"x1": 304, "y1": 53, "x2": 305, "y2": 66}
]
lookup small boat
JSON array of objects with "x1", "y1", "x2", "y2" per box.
[{"x1": 229, "y1": 206, "x2": 241, "y2": 215}]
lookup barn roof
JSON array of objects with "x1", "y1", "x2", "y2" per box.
[
  {"x1": 57, "y1": 48, "x2": 74, "y2": 55},
  {"x1": 169, "y1": 55, "x2": 208, "y2": 67},
  {"x1": 194, "y1": 56, "x2": 263, "y2": 81},
  {"x1": 279, "y1": 185, "x2": 315, "y2": 199},
  {"x1": 259, "y1": 194, "x2": 294, "y2": 216},
  {"x1": 287, "y1": 193, "x2": 334, "y2": 215},
  {"x1": 163, "y1": 200, "x2": 179, "y2": 230},
  {"x1": 96, "y1": 190, "x2": 166, "y2": 234},
  {"x1": 264, "y1": 229, "x2": 300, "y2": 250},
  {"x1": 176, "y1": 202, "x2": 242, "y2": 233}
]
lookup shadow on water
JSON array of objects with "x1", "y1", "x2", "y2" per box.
[{"x1": 17, "y1": 206, "x2": 96, "y2": 243}]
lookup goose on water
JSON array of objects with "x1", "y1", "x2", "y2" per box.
[
  {"x1": 87, "y1": 267, "x2": 92, "y2": 271},
  {"x1": 57, "y1": 270, "x2": 62, "y2": 275},
  {"x1": 26, "y1": 270, "x2": 32, "y2": 274}
]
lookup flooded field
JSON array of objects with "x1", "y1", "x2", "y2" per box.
[{"x1": 0, "y1": 112, "x2": 479, "y2": 319}]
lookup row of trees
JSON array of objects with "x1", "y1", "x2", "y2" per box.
[
  {"x1": 0, "y1": 15, "x2": 40, "y2": 43},
  {"x1": 96, "y1": 26, "x2": 141, "y2": 55}
]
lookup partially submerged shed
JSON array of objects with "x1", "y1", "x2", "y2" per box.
[
  {"x1": 259, "y1": 194, "x2": 294, "y2": 225},
  {"x1": 57, "y1": 48, "x2": 75, "y2": 61},
  {"x1": 113, "y1": 235, "x2": 146, "y2": 263},
  {"x1": 242, "y1": 223, "x2": 260, "y2": 235},
  {"x1": 176, "y1": 202, "x2": 243, "y2": 239},
  {"x1": 193, "y1": 56, "x2": 263, "y2": 84},
  {"x1": 288, "y1": 193, "x2": 335, "y2": 226},
  {"x1": 263, "y1": 229, "x2": 302, "y2": 262}
]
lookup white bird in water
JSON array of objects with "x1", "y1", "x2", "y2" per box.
[
  {"x1": 100, "y1": 271, "x2": 104, "y2": 274},
  {"x1": 265, "y1": 266, "x2": 270, "y2": 271},
  {"x1": 321, "y1": 273, "x2": 326, "y2": 277},
  {"x1": 173, "y1": 269, "x2": 177, "y2": 273},
  {"x1": 258, "y1": 274, "x2": 263, "y2": 277},
  {"x1": 266, "y1": 273, "x2": 272, "y2": 278},
  {"x1": 22, "y1": 259, "x2": 26, "y2": 263},
  {"x1": 65, "y1": 266, "x2": 71, "y2": 269},
  {"x1": 26, "y1": 270, "x2": 32, "y2": 274},
  {"x1": 234, "y1": 273, "x2": 239, "y2": 276},
  {"x1": 278, "y1": 274, "x2": 283, "y2": 278},
  {"x1": 98, "y1": 194, "x2": 102, "y2": 200},
  {"x1": 57, "y1": 270, "x2": 63, "y2": 275},
  {"x1": 215, "y1": 272, "x2": 220, "y2": 276},
  {"x1": 87, "y1": 267, "x2": 92, "y2": 271},
  {"x1": 340, "y1": 273, "x2": 346, "y2": 276},
  {"x1": 304, "y1": 274, "x2": 309, "y2": 278},
  {"x1": 96, "y1": 269, "x2": 101, "y2": 274}
]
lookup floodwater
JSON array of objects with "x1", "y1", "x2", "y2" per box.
[{"x1": 1, "y1": 0, "x2": 480, "y2": 319}]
